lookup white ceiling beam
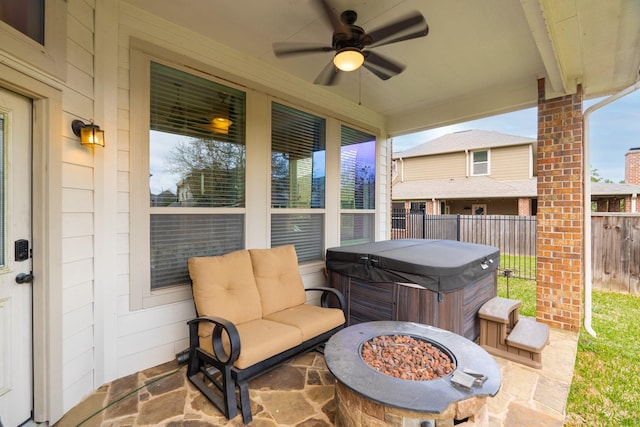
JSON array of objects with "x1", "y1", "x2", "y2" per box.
[{"x1": 519, "y1": 0, "x2": 569, "y2": 96}]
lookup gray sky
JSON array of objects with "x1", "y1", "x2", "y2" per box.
[{"x1": 393, "y1": 89, "x2": 640, "y2": 184}]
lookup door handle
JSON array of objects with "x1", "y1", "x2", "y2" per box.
[{"x1": 15, "y1": 273, "x2": 34, "y2": 284}]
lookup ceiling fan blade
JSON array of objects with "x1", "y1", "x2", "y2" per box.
[
  {"x1": 316, "y1": 0, "x2": 352, "y2": 39},
  {"x1": 313, "y1": 59, "x2": 341, "y2": 86},
  {"x1": 363, "y1": 51, "x2": 405, "y2": 80},
  {"x1": 273, "y1": 42, "x2": 334, "y2": 57},
  {"x1": 366, "y1": 11, "x2": 429, "y2": 48}
]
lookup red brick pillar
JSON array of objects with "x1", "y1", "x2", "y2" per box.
[
  {"x1": 517, "y1": 198, "x2": 531, "y2": 216},
  {"x1": 536, "y1": 79, "x2": 583, "y2": 331}
]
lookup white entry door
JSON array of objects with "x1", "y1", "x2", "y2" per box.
[{"x1": 0, "y1": 88, "x2": 33, "y2": 426}]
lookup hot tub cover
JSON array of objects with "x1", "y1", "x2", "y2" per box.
[{"x1": 325, "y1": 239, "x2": 499, "y2": 293}]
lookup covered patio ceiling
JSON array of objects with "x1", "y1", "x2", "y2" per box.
[{"x1": 123, "y1": 0, "x2": 640, "y2": 136}]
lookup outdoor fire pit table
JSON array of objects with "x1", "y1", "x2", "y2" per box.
[{"x1": 324, "y1": 321, "x2": 501, "y2": 426}]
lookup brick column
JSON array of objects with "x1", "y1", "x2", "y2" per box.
[
  {"x1": 517, "y1": 198, "x2": 531, "y2": 216},
  {"x1": 536, "y1": 79, "x2": 583, "y2": 331}
]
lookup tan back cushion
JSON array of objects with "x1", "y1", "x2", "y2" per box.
[
  {"x1": 249, "y1": 245, "x2": 306, "y2": 316},
  {"x1": 188, "y1": 250, "x2": 263, "y2": 331}
]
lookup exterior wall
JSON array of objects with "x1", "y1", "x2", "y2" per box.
[
  {"x1": 536, "y1": 79, "x2": 583, "y2": 331},
  {"x1": 399, "y1": 144, "x2": 533, "y2": 182},
  {"x1": 446, "y1": 199, "x2": 518, "y2": 215},
  {"x1": 490, "y1": 145, "x2": 532, "y2": 180},
  {"x1": 401, "y1": 151, "x2": 466, "y2": 180},
  {"x1": 1, "y1": 0, "x2": 390, "y2": 422}
]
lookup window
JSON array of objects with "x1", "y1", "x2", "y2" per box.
[
  {"x1": 472, "y1": 204, "x2": 487, "y2": 215},
  {"x1": 0, "y1": 0, "x2": 65, "y2": 79},
  {"x1": 131, "y1": 54, "x2": 247, "y2": 308},
  {"x1": 0, "y1": 0, "x2": 44, "y2": 43},
  {"x1": 271, "y1": 102, "x2": 325, "y2": 262},
  {"x1": 340, "y1": 126, "x2": 376, "y2": 245},
  {"x1": 472, "y1": 150, "x2": 489, "y2": 175},
  {"x1": 149, "y1": 62, "x2": 246, "y2": 289}
]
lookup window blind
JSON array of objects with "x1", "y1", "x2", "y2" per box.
[
  {"x1": 150, "y1": 214, "x2": 244, "y2": 289},
  {"x1": 340, "y1": 125, "x2": 375, "y2": 209},
  {"x1": 271, "y1": 214, "x2": 324, "y2": 263},
  {"x1": 340, "y1": 125, "x2": 375, "y2": 245},
  {"x1": 150, "y1": 62, "x2": 246, "y2": 208},
  {"x1": 271, "y1": 102, "x2": 325, "y2": 209}
]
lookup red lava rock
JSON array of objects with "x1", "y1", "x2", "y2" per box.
[{"x1": 361, "y1": 335, "x2": 456, "y2": 381}]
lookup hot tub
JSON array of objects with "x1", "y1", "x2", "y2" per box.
[{"x1": 326, "y1": 239, "x2": 499, "y2": 341}]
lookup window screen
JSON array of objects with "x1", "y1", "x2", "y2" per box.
[{"x1": 149, "y1": 62, "x2": 246, "y2": 289}]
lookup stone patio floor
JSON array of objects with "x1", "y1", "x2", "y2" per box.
[{"x1": 52, "y1": 327, "x2": 578, "y2": 427}]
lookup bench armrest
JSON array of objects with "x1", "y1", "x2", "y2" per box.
[
  {"x1": 188, "y1": 316, "x2": 241, "y2": 366},
  {"x1": 305, "y1": 286, "x2": 346, "y2": 312}
]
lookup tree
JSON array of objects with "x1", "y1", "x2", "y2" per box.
[{"x1": 591, "y1": 166, "x2": 615, "y2": 183}]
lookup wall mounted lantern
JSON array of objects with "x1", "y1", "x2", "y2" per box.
[{"x1": 72, "y1": 119, "x2": 105, "y2": 147}]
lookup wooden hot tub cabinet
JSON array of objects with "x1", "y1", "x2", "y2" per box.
[
  {"x1": 328, "y1": 271, "x2": 496, "y2": 341},
  {"x1": 326, "y1": 239, "x2": 499, "y2": 342}
]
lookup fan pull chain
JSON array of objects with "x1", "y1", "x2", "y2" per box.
[{"x1": 358, "y1": 68, "x2": 362, "y2": 105}]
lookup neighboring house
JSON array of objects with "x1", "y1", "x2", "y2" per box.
[
  {"x1": 392, "y1": 131, "x2": 640, "y2": 216},
  {"x1": 392, "y1": 130, "x2": 538, "y2": 216}
]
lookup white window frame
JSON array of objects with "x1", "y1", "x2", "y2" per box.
[
  {"x1": 471, "y1": 149, "x2": 490, "y2": 176},
  {"x1": 130, "y1": 49, "x2": 247, "y2": 309},
  {"x1": 0, "y1": 0, "x2": 66, "y2": 79}
]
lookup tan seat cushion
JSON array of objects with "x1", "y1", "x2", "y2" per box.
[
  {"x1": 264, "y1": 304, "x2": 345, "y2": 341},
  {"x1": 199, "y1": 319, "x2": 302, "y2": 369},
  {"x1": 249, "y1": 245, "x2": 306, "y2": 316},
  {"x1": 188, "y1": 250, "x2": 263, "y2": 337}
]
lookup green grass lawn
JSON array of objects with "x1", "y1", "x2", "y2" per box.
[
  {"x1": 565, "y1": 291, "x2": 640, "y2": 426},
  {"x1": 496, "y1": 277, "x2": 640, "y2": 425}
]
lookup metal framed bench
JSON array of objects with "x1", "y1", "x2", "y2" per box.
[{"x1": 186, "y1": 245, "x2": 346, "y2": 424}]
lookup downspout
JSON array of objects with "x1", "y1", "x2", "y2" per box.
[
  {"x1": 400, "y1": 157, "x2": 404, "y2": 182},
  {"x1": 583, "y1": 80, "x2": 640, "y2": 337}
]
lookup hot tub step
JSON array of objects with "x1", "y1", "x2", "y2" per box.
[
  {"x1": 478, "y1": 299, "x2": 549, "y2": 369},
  {"x1": 506, "y1": 317, "x2": 549, "y2": 353}
]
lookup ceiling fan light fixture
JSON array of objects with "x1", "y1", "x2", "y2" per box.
[
  {"x1": 211, "y1": 116, "x2": 233, "y2": 134},
  {"x1": 333, "y1": 48, "x2": 364, "y2": 71}
]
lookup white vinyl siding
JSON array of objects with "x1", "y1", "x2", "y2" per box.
[
  {"x1": 402, "y1": 152, "x2": 466, "y2": 180},
  {"x1": 490, "y1": 145, "x2": 532, "y2": 180}
]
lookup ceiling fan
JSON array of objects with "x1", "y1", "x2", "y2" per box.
[{"x1": 272, "y1": 0, "x2": 429, "y2": 86}]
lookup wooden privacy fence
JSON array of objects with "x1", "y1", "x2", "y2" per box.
[
  {"x1": 391, "y1": 212, "x2": 537, "y2": 280},
  {"x1": 591, "y1": 214, "x2": 640, "y2": 294}
]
